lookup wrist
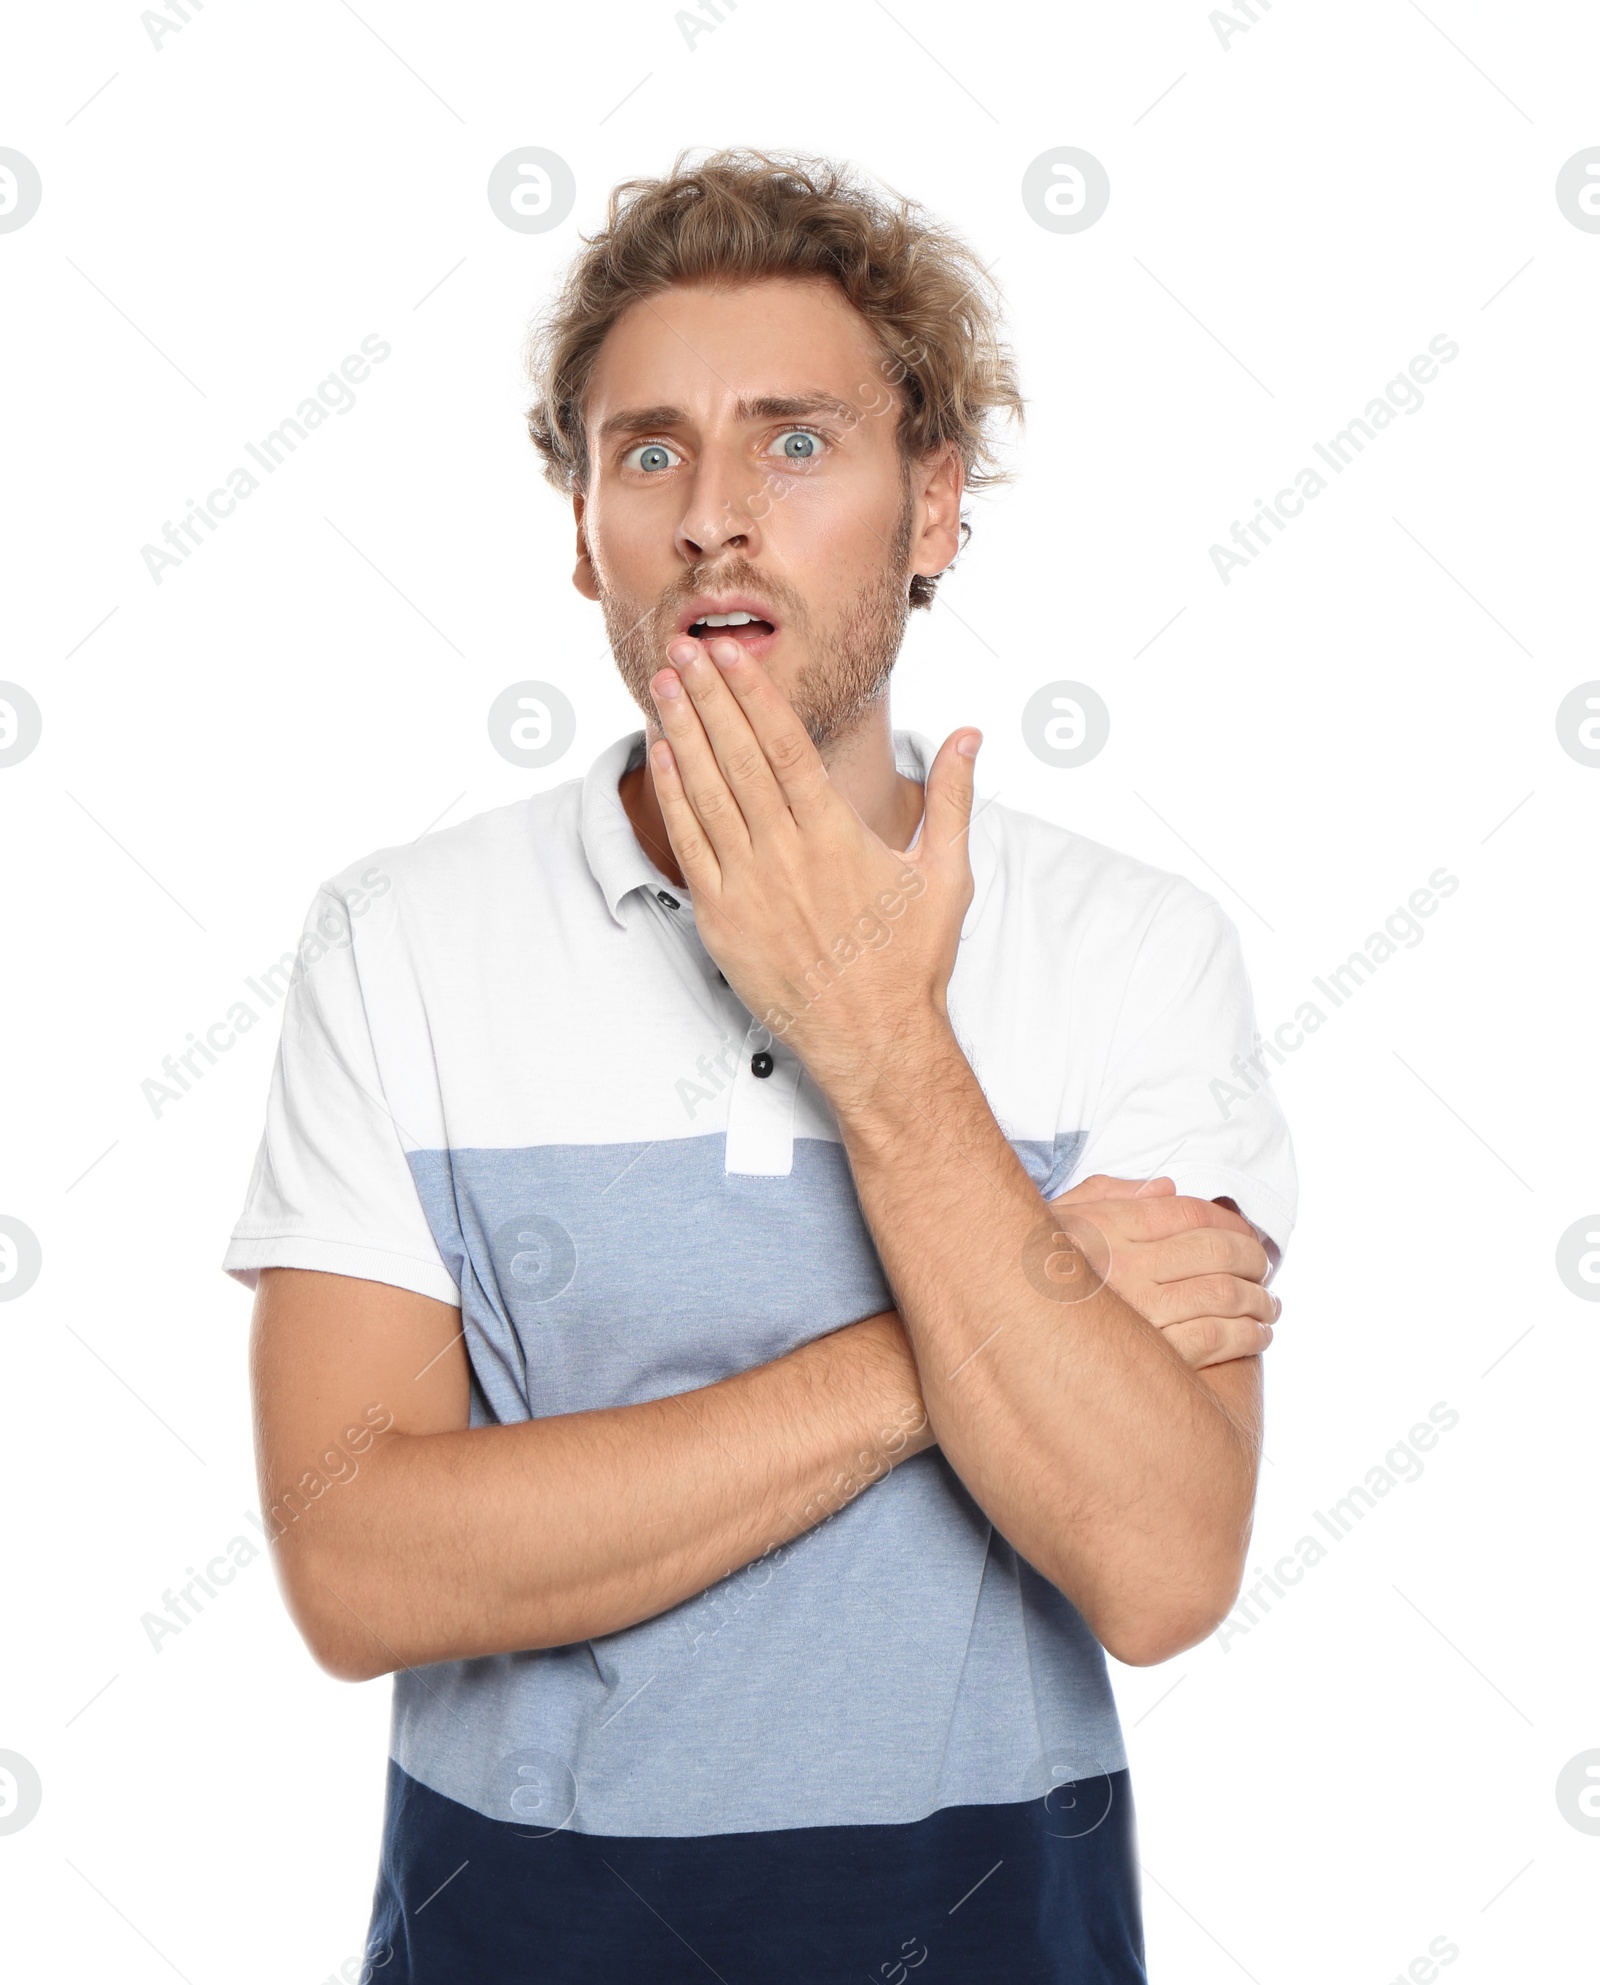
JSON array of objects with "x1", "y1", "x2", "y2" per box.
[
  {"x1": 821, "y1": 1006, "x2": 969, "y2": 1151},
  {"x1": 855, "y1": 1310, "x2": 935, "y2": 1456},
  {"x1": 809, "y1": 1310, "x2": 933, "y2": 1461}
]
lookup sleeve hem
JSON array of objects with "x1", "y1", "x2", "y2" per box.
[{"x1": 221, "y1": 1232, "x2": 462, "y2": 1307}]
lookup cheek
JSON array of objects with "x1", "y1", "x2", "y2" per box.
[
  {"x1": 588, "y1": 495, "x2": 674, "y2": 598},
  {"x1": 770, "y1": 470, "x2": 903, "y2": 589}
]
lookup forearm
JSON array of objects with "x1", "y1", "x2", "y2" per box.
[
  {"x1": 294, "y1": 1311, "x2": 930, "y2": 1680},
  {"x1": 832, "y1": 1019, "x2": 1260, "y2": 1663}
]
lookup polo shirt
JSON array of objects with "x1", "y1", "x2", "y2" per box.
[{"x1": 223, "y1": 726, "x2": 1297, "y2": 1984}]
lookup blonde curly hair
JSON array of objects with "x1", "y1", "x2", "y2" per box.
[{"x1": 524, "y1": 147, "x2": 1024, "y2": 608}]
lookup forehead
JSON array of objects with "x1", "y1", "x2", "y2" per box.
[{"x1": 585, "y1": 276, "x2": 890, "y2": 423}]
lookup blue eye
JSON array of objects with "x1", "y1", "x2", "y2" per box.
[
  {"x1": 770, "y1": 428, "x2": 823, "y2": 461},
  {"x1": 627, "y1": 441, "x2": 681, "y2": 473}
]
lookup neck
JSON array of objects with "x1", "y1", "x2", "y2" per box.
[{"x1": 619, "y1": 693, "x2": 926, "y2": 890}]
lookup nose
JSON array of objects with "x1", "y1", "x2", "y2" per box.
[{"x1": 674, "y1": 450, "x2": 766, "y2": 566}]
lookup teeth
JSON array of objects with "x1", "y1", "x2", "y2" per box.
[{"x1": 695, "y1": 611, "x2": 759, "y2": 627}]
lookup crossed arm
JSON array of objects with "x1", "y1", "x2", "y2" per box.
[
  {"x1": 251, "y1": 1176, "x2": 1273, "y2": 1682},
  {"x1": 840, "y1": 1098, "x2": 1269, "y2": 1665},
  {"x1": 640, "y1": 628, "x2": 1277, "y2": 1661},
  {"x1": 253, "y1": 638, "x2": 1281, "y2": 1679}
]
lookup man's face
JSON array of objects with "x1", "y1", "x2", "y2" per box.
[{"x1": 572, "y1": 276, "x2": 959, "y2": 751}]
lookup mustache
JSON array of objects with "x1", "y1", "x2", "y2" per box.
[{"x1": 656, "y1": 561, "x2": 802, "y2": 627}]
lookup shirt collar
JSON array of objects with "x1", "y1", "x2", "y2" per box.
[
  {"x1": 579, "y1": 726, "x2": 1000, "y2": 938},
  {"x1": 580, "y1": 731, "x2": 669, "y2": 923}
]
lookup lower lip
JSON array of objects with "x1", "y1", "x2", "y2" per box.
[{"x1": 687, "y1": 622, "x2": 779, "y2": 659}]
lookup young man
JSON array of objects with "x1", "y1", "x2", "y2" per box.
[{"x1": 226, "y1": 150, "x2": 1295, "y2": 1982}]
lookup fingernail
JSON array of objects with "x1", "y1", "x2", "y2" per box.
[
  {"x1": 652, "y1": 669, "x2": 682, "y2": 699},
  {"x1": 957, "y1": 731, "x2": 981, "y2": 760},
  {"x1": 667, "y1": 638, "x2": 697, "y2": 667},
  {"x1": 709, "y1": 639, "x2": 740, "y2": 669}
]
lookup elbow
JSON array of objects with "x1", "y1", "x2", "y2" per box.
[
  {"x1": 1095, "y1": 1560, "x2": 1249, "y2": 1669},
  {"x1": 1101, "y1": 1487, "x2": 1260, "y2": 1666},
  {"x1": 1100, "y1": 1607, "x2": 1222, "y2": 1669},
  {"x1": 277, "y1": 1549, "x2": 395, "y2": 1684},
  {"x1": 307, "y1": 1629, "x2": 392, "y2": 1686}
]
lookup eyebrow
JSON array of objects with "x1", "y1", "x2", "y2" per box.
[{"x1": 594, "y1": 392, "x2": 864, "y2": 448}]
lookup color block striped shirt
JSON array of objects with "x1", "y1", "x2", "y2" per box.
[{"x1": 223, "y1": 727, "x2": 1296, "y2": 1982}]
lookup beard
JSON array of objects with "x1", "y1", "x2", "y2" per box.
[{"x1": 598, "y1": 484, "x2": 915, "y2": 755}]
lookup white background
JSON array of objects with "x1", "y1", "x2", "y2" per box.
[{"x1": 3, "y1": 2, "x2": 1597, "y2": 1978}]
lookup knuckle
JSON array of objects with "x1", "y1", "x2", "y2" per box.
[
  {"x1": 1133, "y1": 1199, "x2": 1171, "y2": 1238},
  {"x1": 1139, "y1": 1280, "x2": 1176, "y2": 1323},
  {"x1": 767, "y1": 727, "x2": 810, "y2": 774},
  {"x1": 1164, "y1": 1318, "x2": 1215, "y2": 1364},
  {"x1": 1192, "y1": 1317, "x2": 1224, "y2": 1357},
  {"x1": 1145, "y1": 1272, "x2": 1194, "y2": 1322},
  {"x1": 677, "y1": 827, "x2": 710, "y2": 867}
]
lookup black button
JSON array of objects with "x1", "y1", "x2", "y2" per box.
[
  {"x1": 750, "y1": 1050, "x2": 775, "y2": 1079},
  {"x1": 656, "y1": 889, "x2": 679, "y2": 909}
]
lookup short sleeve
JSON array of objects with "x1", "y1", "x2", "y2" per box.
[
  {"x1": 1064, "y1": 885, "x2": 1298, "y2": 1278},
  {"x1": 221, "y1": 883, "x2": 460, "y2": 1306}
]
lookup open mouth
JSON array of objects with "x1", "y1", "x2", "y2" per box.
[
  {"x1": 675, "y1": 595, "x2": 782, "y2": 656},
  {"x1": 686, "y1": 610, "x2": 776, "y2": 644}
]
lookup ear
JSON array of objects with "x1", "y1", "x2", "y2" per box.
[
  {"x1": 908, "y1": 443, "x2": 964, "y2": 584},
  {"x1": 572, "y1": 492, "x2": 600, "y2": 603}
]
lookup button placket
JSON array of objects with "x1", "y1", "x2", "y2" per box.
[
  {"x1": 640, "y1": 887, "x2": 801, "y2": 1174},
  {"x1": 724, "y1": 1017, "x2": 801, "y2": 1176},
  {"x1": 642, "y1": 889, "x2": 744, "y2": 1099}
]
